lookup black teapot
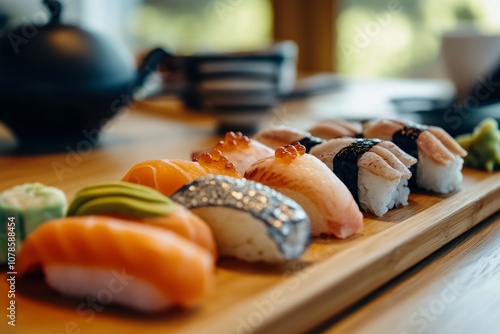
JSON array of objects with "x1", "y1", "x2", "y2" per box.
[{"x1": 0, "y1": 0, "x2": 169, "y2": 148}]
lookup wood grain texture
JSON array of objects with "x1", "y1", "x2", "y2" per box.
[
  {"x1": 321, "y1": 212, "x2": 500, "y2": 334},
  {"x1": 1, "y1": 110, "x2": 500, "y2": 334}
]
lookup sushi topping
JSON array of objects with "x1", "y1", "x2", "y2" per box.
[
  {"x1": 215, "y1": 131, "x2": 251, "y2": 152},
  {"x1": 171, "y1": 175, "x2": 311, "y2": 260},
  {"x1": 333, "y1": 138, "x2": 381, "y2": 203},
  {"x1": 392, "y1": 123, "x2": 427, "y2": 187},
  {"x1": 197, "y1": 149, "x2": 239, "y2": 174},
  {"x1": 275, "y1": 143, "x2": 306, "y2": 164},
  {"x1": 67, "y1": 182, "x2": 174, "y2": 218},
  {"x1": 392, "y1": 123, "x2": 428, "y2": 159},
  {"x1": 297, "y1": 135, "x2": 324, "y2": 153}
]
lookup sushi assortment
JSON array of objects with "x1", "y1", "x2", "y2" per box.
[
  {"x1": 256, "y1": 119, "x2": 467, "y2": 200},
  {"x1": 9, "y1": 117, "x2": 470, "y2": 316},
  {"x1": 17, "y1": 182, "x2": 217, "y2": 313}
]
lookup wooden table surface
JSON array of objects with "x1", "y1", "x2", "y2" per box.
[
  {"x1": 1, "y1": 79, "x2": 498, "y2": 334},
  {"x1": 318, "y1": 211, "x2": 500, "y2": 334}
]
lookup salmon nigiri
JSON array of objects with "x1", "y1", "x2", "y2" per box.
[
  {"x1": 132, "y1": 204, "x2": 217, "y2": 259},
  {"x1": 18, "y1": 216, "x2": 215, "y2": 312},
  {"x1": 245, "y1": 143, "x2": 363, "y2": 239},
  {"x1": 122, "y1": 149, "x2": 240, "y2": 196},
  {"x1": 67, "y1": 182, "x2": 217, "y2": 259}
]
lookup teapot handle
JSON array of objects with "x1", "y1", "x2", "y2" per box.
[
  {"x1": 43, "y1": 0, "x2": 62, "y2": 24},
  {"x1": 135, "y1": 48, "x2": 174, "y2": 91}
]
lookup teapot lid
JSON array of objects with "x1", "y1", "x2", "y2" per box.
[{"x1": 0, "y1": 0, "x2": 135, "y2": 99}]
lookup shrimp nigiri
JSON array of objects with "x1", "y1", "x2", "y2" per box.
[
  {"x1": 363, "y1": 119, "x2": 467, "y2": 193},
  {"x1": 309, "y1": 138, "x2": 417, "y2": 216},
  {"x1": 17, "y1": 216, "x2": 215, "y2": 312}
]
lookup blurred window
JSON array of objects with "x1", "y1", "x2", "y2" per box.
[
  {"x1": 337, "y1": 0, "x2": 500, "y2": 78},
  {"x1": 130, "y1": 0, "x2": 272, "y2": 54}
]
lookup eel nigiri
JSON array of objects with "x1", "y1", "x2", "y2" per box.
[
  {"x1": 245, "y1": 143, "x2": 363, "y2": 238},
  {"x1": 363, "y1": 119, "x2": 467, "y2": 193},
  {"x1": 17, "y1": 216, "x2": 215, "y2": 312},
  {"x1": 67, "y1": 182, "x2": 217, "y2": 258},
  {"x1": 122, "y1": 149, "x2": 240, "y2": 196},
  {"x1": 309, "y1": 138, "x2": 417, "y2": 216},
  {"x1": 172, "y1": 175, "x2": 311, "y2": 263}
]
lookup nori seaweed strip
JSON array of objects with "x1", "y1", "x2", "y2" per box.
[
  {"x1": 392, "y1": 123, "x2": 427, "y2": 188},
  {"x1": 297, "y1": 136, "x2": 324, "y2": 153},
  {"x1": 333, "y1": 139, "x2": 381, "y2": 204}
]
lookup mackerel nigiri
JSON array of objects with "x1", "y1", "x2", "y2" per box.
[
  {"x1": 17, "y1": 216, "x2": 215, "y2": 312},
  {"x1": 122, "y1": 149, "x2": 240, "y2": 196},
  {"x1": 172, "y1": 175, "x2": 311, "y2": 263},
  {"x1": 245, "y1": 143, "x2": 363, "y2": 239}
]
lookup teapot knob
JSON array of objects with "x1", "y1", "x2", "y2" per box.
[{"x1": 43, "y1": 0, "x2": 62, "y2": 24}]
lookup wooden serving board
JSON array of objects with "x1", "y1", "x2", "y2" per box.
[{"x1": 2, "y1": 169, "x2": 500, "y2": 334}]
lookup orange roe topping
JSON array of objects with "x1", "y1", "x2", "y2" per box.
[
  {"x1": 275, "y1": 143, "x2": 306, "y2": 164},
  {"x1": 198, "y1": 149, "x2": 239, "y2": 174},
  {"x1": 198, "y1": 152, "x2": 213, "y2": 164},
  {"x1": 292, "y1": 142, "x2": 306, "y2": 155},
  {"x1": 215, "y1": 131, "x2": 251, "y2": 152}
]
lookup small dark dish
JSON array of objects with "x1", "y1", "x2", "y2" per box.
[
  {"x1": 394, "y1": 99, "x2": 500, "y2": 137},
  {"x1": 393, "y1": 62, "x2": 500, "y2": 136}
]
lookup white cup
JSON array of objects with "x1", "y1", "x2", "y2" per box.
[{"x1": 441, "y1": 28, "x2": 500, "y2": 103}]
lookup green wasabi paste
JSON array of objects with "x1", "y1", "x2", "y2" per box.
[{"x1": 456, "y1": 118, "x2": 500, "y2": 172}]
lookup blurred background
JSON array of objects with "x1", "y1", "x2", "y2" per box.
[{"x1": 1, "y1": 0, "x2": 499, "y2": 78}]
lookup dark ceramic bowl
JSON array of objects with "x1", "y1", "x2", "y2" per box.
[{"x1": 394, "y1": 98, "x2": 500, "y2": 136}]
